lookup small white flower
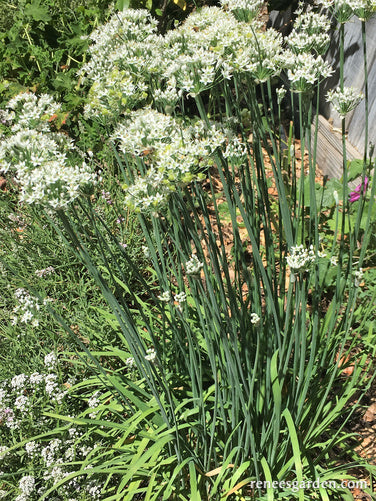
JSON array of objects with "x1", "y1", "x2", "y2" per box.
[
  {"x1": 35, "y1": 266, "x2": 55, "y2": 277},
  {"x1": 326, "y1": 87, "x2": 364, "y2": 119},
  {"x1": 354, "y1": 267, "x2": 364, "y2": 287},
  {"x1": 158, "y1": 291, "x2": 171, "y2": 302},
  {"x1": 44, "y1": 352, "x2": 57, "y2": 371},
  {"x1": 145, "y1": 348, "x2": 157, "y2": 362},
  {"x1": 15, "y1": 395, "x2": 30, "y2": 413},
  {"x1": 11, "y1": 374, "x2": 28, "y2": 391},
  {"x1": 142, "y1": 245, "x2": 151, "y2": 259},
  {"x1": 286, "y1": 245, "x2": 316, "y2": 272},
  {"x1": 174, "y1": 292, "x2": 187, "y2": 303},
  {"x1": 250, "y1": 312, "x2": 260, "y2": 326},
  {"x1": 330, "y1": 256, "x2": 338, "y2": 266},
  {"x1": 88, "y1": 391, "x2": 101, "y2": 409},
  {"x1": 25, "y1": 441, "x2": 39, "y2": 458},
  {"x1": 18, "y1": 475, "x2": 35, "y2": 496},
  {"x1": 185, "y1": 254, "x2": 204, "y2": 275},
  {"x1": 125, "y1": 357, "x2": 135, "y2": 368}
]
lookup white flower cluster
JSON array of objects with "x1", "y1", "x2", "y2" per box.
[
  {"x1": 35, "y1": 266, "x2": 55, "y2": 278},
  {"x1": 354, "y1": 267, "x2": 364, "y2": 287},
  {"x1": 0, "y1": 93, "x2": 97, "y2": 210},
  {"x1": 6, "y1": 92, "x2": 60, "y2": 133},
  {"x1": 286, "y1": 10, "x2": 331, "y2": 55},
  {"x1": 326, "y1": 87, "x2": 364, "y2": 119},
  {"x1": 158, "y1": 291, "x2": 171, "y2": 302},
  {"x1": 17, "y1": 475, "x2": 35, "y2": 498},
  {"x1": 320, "y1": 0, "x2": 376, "y2": 22},
  {"x1": 185, "y1": 254, "x2": 204, "y2": 275},
  {"x1": 250, "y1": 312, "x2": 261, "y2": 326},
  {"x1": 11, "y1": 288, "x2": 47, "y2": 328},
  {"x1": 165, "y1": 8, "x2": 285, "y2": 86},
  {"x1": 88, "y1": 390, "x2": 102, "y2": 419},
  {"x1": 286, "y1": 244, "x2": 316, "y2": 274},
  {"x1": 287, "y1": 52, "x2": 333, "y2": 92},
  {"x1": 174, "y1": 291, "x2": 187, "y2": 312},
  {"x1": 220, "y1": 0, "x2": 264, "y2": 22},
  {"x1": 44, "y1": 352, "x2": 57, "y2": 372},
  {"x1": 0, "y1": 366, "x2": 66, "y2": 432},
  {"x1": 145, "y1": 348, "x2": 157, "y2": 362},
  {"x1": 80, "y1": 9, "x2": 160, "y2": 119},
  {"x1": 114, "y1": 109, "x2": 226, "y2": 212},
  {"x1": 81, "y1": 6, "x2": 286, "y2": 117}
]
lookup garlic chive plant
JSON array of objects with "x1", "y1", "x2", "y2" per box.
[{"x1": 1, "y1": 0, "x2": 376, "y2": 499}]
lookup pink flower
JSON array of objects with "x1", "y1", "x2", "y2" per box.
[{"x1": 349, "y1": 176, "x2": 368, "y2": 202}]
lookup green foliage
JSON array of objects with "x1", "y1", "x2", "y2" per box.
[
  {"x1": 1, "y1": 2, "x2": 376, "y2": 499},
  {"x1": 0, "y1": 0, "x2": 113, "y2": 109}
]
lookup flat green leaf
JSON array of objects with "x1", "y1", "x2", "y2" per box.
[{"x1": 24, "y1": 0, "x2": 52, "y2": 22}]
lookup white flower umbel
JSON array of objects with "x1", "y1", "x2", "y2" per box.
[
  {"x1": 286, "y1": 10, "x2": 331, "y2": 55},
  {"x1": 220, "y1": 0, "x2": 264, "y2": 22},
  {"x1": 326, "y1": 87, "x2": 364, "y2": 119},
  {"x1": 349, "y1": 0, "x2": 376, "y2": 21},
  {"x1": 286, "y1": 244, "x2": 316, "y2": 281},
  {"x1": 6, "y1": 92, "x2": 61, "y2": 133},
  {"x1": 145, "y1": 348, "x2": 157, "y2": 362},
  {"x1": 0, "y1": 96, "x2": 98, "y2": 210},
  {"x1": 158, "y1": 291, "x2": 171, "y2": 302},
  {"x1": 185, "y1": 254, "x2": 204, "y2": 275},
  {"x1": 250, "y1": 312, "x2": 261, "y2": 326},
  {"x1": 287, "y1": 52, "x2": 333, "y2": 92},
  {"x1": 114, "y1": 109, "x2": 226, "y2": 213}
]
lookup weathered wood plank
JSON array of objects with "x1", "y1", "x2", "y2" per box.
[{"x1": 312, "y1": 114, "x2": 362, "y2": 179}]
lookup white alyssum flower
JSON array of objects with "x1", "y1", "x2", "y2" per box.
[
  {"x1": 44, "y1": 352, "x2": 57, "y2": 371},
  {"x1": 185, "y1": 254, "x2": 204, "y2": 275},
  {"x1": 25, "y1": 441, "x2": 39, "y2": 458},
  {"x1": 18, "y1": 475, "x2": 35, "y2": 496},
  {"x1": 11, "y1": 288, "x2": 45, "y2": 327},
  {"x1": 11, "y1": 373, "x2": 28, "y2": 391},
  {"x1": 250, "y1": 312, "x2": 261, "y2": 326},
  {"x1": 87, "y1": 391, "x2": 101, "y2": 409},
  {"x1": 326, "y1": 87, "x2": 364, "y2": 119},
  {"x1": 29, "y1": 372, "x2": 44, "y2": 386},
  {"x1": 14, "y1": 395, "x2": 30, "y2": 413},
  {"x1": 35, "y1": 266, "x2": 55, "y2": 277},
  {"x1": 45, "y1": 374, "x2": 66, "y2": 404}
]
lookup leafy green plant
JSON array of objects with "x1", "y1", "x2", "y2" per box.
[{"x1": 2, "y1": 1, "x2": 376, "y2": 500}]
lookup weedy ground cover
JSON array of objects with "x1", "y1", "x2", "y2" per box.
[{"x1": 1, "y1": 1, "x2": 376, "y2": 500}]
